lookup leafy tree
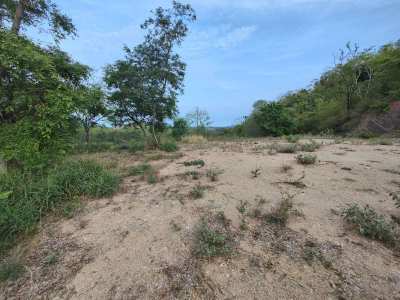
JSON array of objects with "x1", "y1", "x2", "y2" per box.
[
  {"x1": 254, "y1": 102, "x2": 294, "y2": 136},
  {"x1": 105, "y1": 1, "x2": 196, "y2": 146},
  {"x1": 171, "y1": 117, "x2": 189, "y2": 140},
  {"x1": 75, "y1": 85, "x2": 108, "y2": 145},
  {"x1": 186, "y1": 107, "x2": 211, "y2": 135},
  {"x1": 0, "y1": 30, "x2": 89, "y2": 170},
  {"x1": 0, "y1": 0, "x2": 76, "y2": 41}
]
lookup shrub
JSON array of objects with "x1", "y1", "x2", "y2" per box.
[
  {"x1": 172, "y1": 118, "x2": 189, "y2": 140},
  {"x1": 128, "y1": 140, "x2": 145, "y2": 153},
  {"x1": 370, "y1": 138, "x2": 393, "y2": 146},
  {"x1": 286, "y1": 135, "x2": 300, "y2": 143},
  {"x1": 265, "y1": 196, "x2": 293, "y2": 226},
  {"x1": 127, "y1": 163, "x2": 153, "y2": 176},
  {"x1": 183, "y1": 160, "x2": 205, "y2": 167},
  {"x1": 342, "y1": 205, "x2": 397, "y2": 246},
  {"x1": 206, "y1": 168, "x2": 220, "y2": 182},
  {"x1": 190, "y1": 184, "x2": 206, "y2": 199},
  {"x1": 160, "y1": 140, "x2": 178, "y2": 152},
  {"x1": 0, "y1": 258, "x2": 25, "y2": 282},
  {"x1": 296, "y1": 154, "x2": 317, "y2": 165},
  {"x1": 181, "y1": 135, "x2": 207, "y2": 144},
  {"x1": 0, "y1": 160, "x2": 120, "y2": 253},
  {"x1": 272, "y1": 143, "x2": 298, "y2": 153},
  {"x1": 193, "y1": 221, "x2": 233, "y2": 258},
  {"x1": 299, "y1": 140, "x2": 320, "y2": 152}
]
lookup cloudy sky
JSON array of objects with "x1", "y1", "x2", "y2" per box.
[{"x1": 33, "y1": 0, "x2": 400, "y2": 126}]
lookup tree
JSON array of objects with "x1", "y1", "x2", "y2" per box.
[
  {"x1": 75, "y1": 85, "x2": 108, "y2": 145},
  {"x1": 172, "y1": 117, "x2": 189, "y2": 140},
  {"x1": 186, "y1": 107, "x2": 211, "y2": 134},
  {"x1": 0, "y1": 0, "x2": 76, "y2": 41},
  {"x1": 0, "y1": 29, "x2": 89, "y2": 170},
  {"x1": 254, "y1": 102, "x2": 294, "y2": 136},
  {"x1": 105, "y1": 1, "x2": 196, "y2": 146}
]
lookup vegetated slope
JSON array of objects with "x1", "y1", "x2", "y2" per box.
[{"x1": 2, "y1": 139, "x2": 400, "y2": 299}]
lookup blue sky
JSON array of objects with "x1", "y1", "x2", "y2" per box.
[{"x1": 32, "y1": 0, "x2": 400, "y2": 126}]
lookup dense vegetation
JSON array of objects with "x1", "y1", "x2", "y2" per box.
[
  {"x1": 236, "y1": 41, "x2": 400, "y2": 137},
  {"x1": 0, "y1": 0, "x2": 196, "y2": 255}
]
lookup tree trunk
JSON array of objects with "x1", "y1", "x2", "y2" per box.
[
  {"x1": 11, "y1": 0, "x2": 25, "y2": 34},
  {"x1": 84, "y1": 126, "x2": 90, "y2": 145}
]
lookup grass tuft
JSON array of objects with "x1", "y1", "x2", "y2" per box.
[{"x1": 296, "y1": 154, "x2": 317, "y2": 165}]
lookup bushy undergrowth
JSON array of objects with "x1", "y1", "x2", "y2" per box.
[
  {"x1": 299, "y1": 140, "x2": 321, "y2": 152},
  {"x1": 271, "y1": 143, "x2": 298, "y2": 153},
  {"x1": 296, "y1": 154, "x2": 317, "y2": 165},
  {"x1": 160, "y1": 140, "x2": 178, "y2": 152},
  {"x1": 0, "y1": 160, "x2": 120, "y2": 253},
  {"x1": 265, "y1": 196, "x2": 294, "y2": 226},
  {"x1": 342, "y1": 205, "x2": 398, "y2": 247},
  {"x1": 0, "y1": 258, "x2": 25, "y2": 282},
  {"x1": 193, "y1": 221, "x2": 234, "y2": 258}
]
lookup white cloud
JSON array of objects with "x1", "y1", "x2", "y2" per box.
[{"x1": 216, "y1": 26, "x2": 257, "y2": 49}]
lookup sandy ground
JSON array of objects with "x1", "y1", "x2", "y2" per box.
[{"x1": 2, "y1": 138, "x2": 400, "y2": 299}]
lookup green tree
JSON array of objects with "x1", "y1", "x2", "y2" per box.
[
  {"x1": 0, "y1": 30, "x2": 89, "y2": 170},
  {"x1": 254, "y1": 102, "x2": 294, "y2": 136},
  {"x1": 75, "y1": 85, "x2": 108, "y2": 145},
  {"x1": 0, "y1": 0, "x2": 76, "y2": 41},
  {"x1": 172, "y1": 117, "x2": 189, "y2": 140},
  {"x1": 105, "y1": 1, "x2": 196, "y2": 146}
]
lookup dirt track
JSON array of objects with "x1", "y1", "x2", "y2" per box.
[{"x1": 3, "y1": 139, "x2": 400, "y2": 299}]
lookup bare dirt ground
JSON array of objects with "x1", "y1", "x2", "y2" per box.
[{"x1": 2, "y1": 138, "x2": 400, "y2": 300}]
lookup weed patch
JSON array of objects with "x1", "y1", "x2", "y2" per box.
[
  {"x1": 0, "y1": 258, "x2": 25, "y2": 282},
  {"x1": 183, "y1": 160, "x2": 205, "y2": 167},
  {"x1": 296, "y1": 154, "x2": 317, "y2": 165},
  {"x1": 265, "y1": 195, "x2": 294, "y2": 226},
  {"x1": 342, "y1": 205, "x2": 398, "y2": 247}
]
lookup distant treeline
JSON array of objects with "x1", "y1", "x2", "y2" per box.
[{"x1": 234, "y1": 40, "x2": 400, "y2": 137}]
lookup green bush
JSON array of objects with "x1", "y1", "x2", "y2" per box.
[
  {"x1": 296, "y1": 154, "x2": 317, "y2": 165},
  {"x1": 286, "y1": 135, "x2": 300, "y2": 143},
  {"x1": 299, "y1": 140, "x2": 320, "y2": 152},
  {"x1": 272, "y1": 143, "x2": 298, "y2": 153},
  {"x1": 0, "y1": 258, "x2": 25, "y2": 282},
  {"x1": 160, "y1": 140, "x2": 178, "y2": 152},
  {"x1": 172, "y1": 118, "x2": 189, "y2": 140},
  {"x1": 193, "y1": 222, "x2": 234, "y2": 258},
  {"x1": 342, "y1": 205, "x2": 397, "y2": 247},
  {"x1": 128, "y1": 140, "x2": 146, "y2": 153},
  {"x1": 0, "y1": 160, "x2": 120, "y2": 253}
]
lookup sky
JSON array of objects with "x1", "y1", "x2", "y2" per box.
[{"x1": 31, "y1": 0, "x2": 400, "y2": 126}]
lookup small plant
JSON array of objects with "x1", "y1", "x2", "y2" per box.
[
  {"x1": 206, "y1": 168, "x2": 220, "y2": 182},
  {"x1": 193, "y1": 221, "x2": 234, "y2": 258},
  {"x1": 299, "y1": 140, "x2": 320, "y2": 152},
  {"x1": 265, "y1": 195, "x2": 294, "y2": 226},
  {"x1": 281, "y1": 164, "x2": 293, "y2": 173},
  {"x1": 286, "y1": 135, "x2": 300, "y2": 143},
  {"x1": 391, "y1": 191, "x2": 400, "y2": 208},
  {"x1": 128, "y1": 140, "x2": 145, "y2": 153},
  {"x1": 370, "y1": 138, "x2": 393, "y2": 146},
  {"x1": 186, "y1": 170, "x2": 200, "y2": 180},
  {"x1": 0, "y1": 258, "x2": 25, "y2": 282},
  {"x1": 44, "y1": 251, "x2": 59, "y2": 266},
  {"x1": 342, "y1": 204, "x2": 397, "y2": 247},
  {"x1": 147, "y1": 172, "x2": 158, "y2": 184},
  {"x1": 183, "y1": 160, "x2": 205, "y2": 167},
  {"x1": 251, "y1": 167, "x2": 261, "y2": 178},
  {"x1": 239, "y1": 218, "x2": 248, "y2": 231},
  {"x1": 127, "y1": 163, "x2": 152, "y2": 176},
  {"x1": 190, "y1": 184, "x2": 206, "y2": 199},
  {"x1": 237, "y1": 200, "x2": 248, "y2": 215},
  {"x1": 160, "y1": 140, "x2": 179, "y2": 152},
  {"x1": 272, "y1": 143, "x2": 298, "y2": 154},
  {"x1": 296, "y1": 154, "x2": 317, "y2": 165}
]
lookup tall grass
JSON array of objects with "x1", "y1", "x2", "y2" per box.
[{"x1": 0, "y1": 160, "x2": 120, "y2": 253}]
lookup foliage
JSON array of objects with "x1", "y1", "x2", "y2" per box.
[
  {"x1": 190, "y1": 184, "x2": 206, "y2": 199},
  {"x1": 181, "y1": 134, "x2": 207, "y2": 144},
  {"x1": 75, "y1": 85, "x2": 108, "y2": 144},
  {"x1": 104, "y1": 1, "x2": 196, "y2": 145},
  {"x1": 0, "y1": 30, "x2": 89, "y2": 170},
  {"x1": 183, "y1": 159, "x2": 205, "y2": 167},
  {"x1": 271, "y1": 143, "x2": 298, "y2": 153},
  {"x1": 253, "y1": 101, "x2": 294, "y2": 136},
  {"x1": 0, "y1": 0, "x2": 76, "y2": 42},
  {"x1": 193, "y1": 221, "x2": 234, "y2": 258},
  {"x1": 296, "y1": 154, "x2": 317, "y2": 165},
  {"x1": 0, "y1": 258, "x2": 25, "y2": 282},
  {"x1": 342, "y1": 205, "x2": 398, "y2": 247},
  {"x1": 160, "y1": 140, "x2": 178, "y2": 152},
  {"x1": 128, "y1": 140, "x2": 146, "y2": 153},
  {"x1": 264, "y1": 196, "x2": 293, "y2": 226},
  {"x1": 298, "y1": 140, "x2": 320, "y2": 152},
  {"x1": 127, "y1": 163, "x2": 153, "y2": 177},
  {"x1": 0, "y1": 160, "x2": 120, "y2": 252},
  {"x1": 172, "y1": 118, "x2": 189, "y2": 140}
]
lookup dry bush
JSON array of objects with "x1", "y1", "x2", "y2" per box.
[{"x1": 181, "y1": 135, "x2": 208, "y2": 144}]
